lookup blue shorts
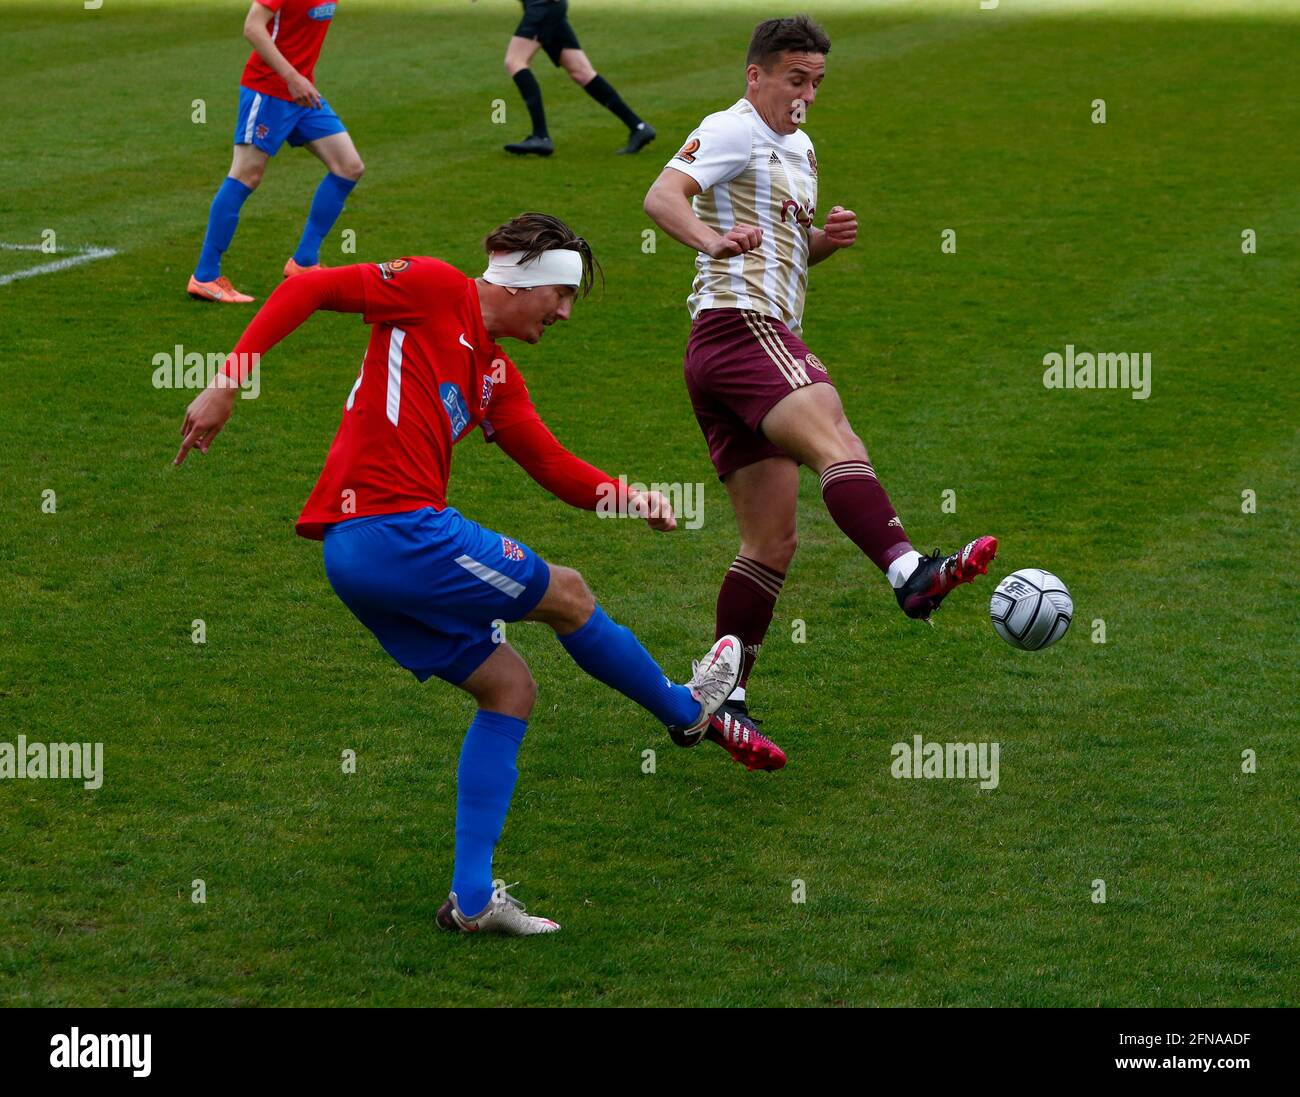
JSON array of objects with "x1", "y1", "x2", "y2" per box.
[
  {"x1": 234, "y1": 85, "x2": 347, "y2": 156},
  {"x1": 322, "y1": 507, "x2": 551, "y2": 685}
]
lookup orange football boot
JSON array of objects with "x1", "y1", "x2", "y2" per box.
[
  {"x1": 283, "y1": 258, "x2": 325, "y2": 278},
  {"x1": 187, "y1": 274, "x2": 254, "y2": 303}
]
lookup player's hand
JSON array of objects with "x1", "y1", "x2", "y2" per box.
[
  {"x1": 707, "y1": 224, "x2": 763, "y2": 259},
  {"x1": 823, "y1": 205, "x2": 858, "y2": 249},
  {"x1": 175, "y1": 377, "x2": 239, "y2": 466},
  {"x1": 629, "y1": 489, "x2": 677, "y2": 532},
  {"x1": 286, "y1": 72, "x2": 322, "y2": 109}
]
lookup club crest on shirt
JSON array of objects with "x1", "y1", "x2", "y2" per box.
[
  {"x1": 308, "y1": 3, "x2": 337, "y2": 21},
  {"x1": 807, "y1": 149, "x2": 819, "y2": 176},
  {"x1": 500, "y1": 537, "x2": 526, "y2": 562},
  {"x1": 439, "y1": 382, "x2": 470, "y2": 441},
  {"x1": 479, "y1": 374, "x2": 495, "y2": 410},
  {"x1": 377, "y1": 258, "x2": 410, "y2": 281},
  {"x1": 675, "y1": 138, "x2": 700, "y2": 164}
]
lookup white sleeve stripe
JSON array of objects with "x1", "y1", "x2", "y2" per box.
[{"x1": 385, "y1": 328, "x2": 405, "y2": 426}]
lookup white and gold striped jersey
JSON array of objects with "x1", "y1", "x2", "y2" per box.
[{"x1": 667, "y1": 98, "x2": 819, "y2": 332}]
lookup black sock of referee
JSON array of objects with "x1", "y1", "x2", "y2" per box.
[
  {"x1": 582, "y1": 74, "x2": 643, "y2": 131},
  {"x1": 512, "y1": 69, "x2": 548, "y2": 138}
]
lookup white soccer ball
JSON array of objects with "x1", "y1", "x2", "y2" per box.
[{"x1": 989, "y1": 569, "x2": 1073, "y2": 650}]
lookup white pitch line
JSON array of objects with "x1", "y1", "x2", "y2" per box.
[{"x1": 0, "y1": 243, "x2": 118, "y2": 286}]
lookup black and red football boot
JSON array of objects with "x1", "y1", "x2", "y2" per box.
[
  {"x1": 706, "y1": 703, "x2": 787, "y2": 772},
  {"x1": 896, "y1": 536, "x2": 998, "y2": 621}
]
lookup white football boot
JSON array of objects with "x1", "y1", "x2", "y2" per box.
[
  {"x1": 437, "y1": 883, "x2": 560, "y2": 937},
  {"x1": 667, "y1": 633, "x2": 743, "y2": 748}
]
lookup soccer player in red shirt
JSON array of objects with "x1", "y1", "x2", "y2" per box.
[
  {"x1": 188, "y1": 1, "x2": 364, "y2": 304},
  {"x1": 175, "y1": 214, "x2": 785, "y2": 936}
]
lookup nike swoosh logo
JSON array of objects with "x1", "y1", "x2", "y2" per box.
[
  {"x1": 459, "y1": 333, "x2": 475, "y2": 351},
  {"x1": 708, "y1": 638, "x2": 736, "y2": 669}
]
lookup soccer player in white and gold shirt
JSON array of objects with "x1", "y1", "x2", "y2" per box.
[{"x1": 645, "y1": 15, "x2": 997, "y2": 727}]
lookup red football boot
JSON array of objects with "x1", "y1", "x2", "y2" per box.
[
  {"x1": 896, "y1": 536, "x2": 998, "y2": 621},
  {"x1": 706, "y1": 703, "x2": 787, "y2": 772}
]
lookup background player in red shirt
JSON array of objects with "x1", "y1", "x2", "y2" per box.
[
  {"x1": 175, "y1": 214, "x2": 784, "y2": 936},
  {"x1": 188, "y1": 1, "x2": 364, "y2": 303}
]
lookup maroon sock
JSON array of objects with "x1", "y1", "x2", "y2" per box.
[
  {"x1": 820, "y1": 460, "x2": 914, "y2": 573},
  {"x1": 715, "y1": 555, "x2": 786, "y2": 689}
]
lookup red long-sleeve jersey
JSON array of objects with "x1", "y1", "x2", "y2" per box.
[
  {"x1": 219, "y1": 258, "x2": 624, "y2": 539},
  {"x1": 242, "y1": 0, "x2": 337, "y2": 102}
]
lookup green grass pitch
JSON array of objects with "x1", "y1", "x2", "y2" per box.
[{"x1": 1, "y1": 0, "x2": 1296, "y2": 1006}]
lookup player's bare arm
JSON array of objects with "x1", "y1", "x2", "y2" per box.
[
  {"x1": 244, "y1": 0, "x2": 320, "y2": 108},
  {"x1": 809, "y1": 204, "x2": 857, "y2": 265},
  {"x1": 643, "y1": 168, "x2": 763, "y2": 258}
]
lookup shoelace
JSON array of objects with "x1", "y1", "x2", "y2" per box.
[
  {"x1": 692, "y1": 652, "x2": 737, "y2": 708},
  {"x1": 492, "y1": 882, "x2": 526, "y2": 911}
]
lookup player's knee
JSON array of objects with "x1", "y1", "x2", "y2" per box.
[
  {"x1": 505, "y1": 57, "x2": 527, "y2": 77},
  {"x1": 809, "y1": 431, "x2": 860, "y2": 472},
  {"x1": 768, "y1": 530, "x2": 799, "y2": 571},
  {"x1": 552, "y1": 566, "x2": 596, "y2": 628},
  {"x1": 836, "y1": 418, "x2": 868, "y2": 462},
  {"x1": 568, "y1": 64, "x2": 595, "y2": 85},
  {"x1": 233, "y1": 164, "x2": 264, "y2": 190},
  {"x1": 745, "y1": 530, "x2": 797, "y2": 572},
  {"x1": 341, "y1": 157, "x2": 365, "y2": 182},
  {"x1": 564, "y1": 568, "x2": 597, "y2": 623},
  {"x1": 483, "y1": 671, "x2": 537, "y2": 719},
  {"x1": 510, "y1": 672, "x2": 539, "y2": 716}
]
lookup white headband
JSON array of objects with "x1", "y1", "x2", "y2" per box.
[{"x1": 482, "y1": 248, "x2": 583, "y2": 290}]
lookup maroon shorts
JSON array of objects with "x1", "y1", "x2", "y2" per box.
[{"x1": 683, "y1": 308, "x2": 833, "y2": 480}]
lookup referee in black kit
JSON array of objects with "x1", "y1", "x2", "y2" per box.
[{"x1": 502, "y1": 0, "x2": 656, "y2": 156}]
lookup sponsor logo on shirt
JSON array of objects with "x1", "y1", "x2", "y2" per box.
[
  {"x1": 377, "y1": 258, "x2": 409, "y2": 281},
  {"x1": 780, "y1": 198, "x2": 815, "y2": 229},
  {"x1": 440, "y1": 382, "x2": 470, "y2": 441},
  {"x1": 308, "y1": 3, "x2": 337, "y2": 20},
  {"x1": 500, "y1": 537, "x2": 526, "y2": 562},
  {"x1": 674, "y1": 137, "x2": 700, "y2": 164}
]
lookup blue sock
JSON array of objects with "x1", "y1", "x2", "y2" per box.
[
  {"x1": 293, "y1": 172, "x2": 356, "y2": 267},
  {"x1": 451, "y1": 710, "x2": 527, "y2": 917},
  {"x1": 194, "y1": 176, "x2": 253, "y2": 282},
  {"x1": 557, "y1": 605, "x2": 701, "y2": 728}
]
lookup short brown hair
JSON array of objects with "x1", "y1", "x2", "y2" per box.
[
  {"x1": 746, "y1": 14, "x2": 831, "y2": 67},
  {"x1": 483, "y1": 212, "x2": 602, "y2": 297}
]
